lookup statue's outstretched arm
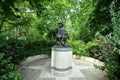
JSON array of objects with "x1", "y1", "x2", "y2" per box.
[{"x1": 45, "y1": 26, "x2": 57, "y2": 34}]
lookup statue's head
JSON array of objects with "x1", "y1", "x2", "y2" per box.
[{"x1": 59, "y1": 22, "x2": 64, "y2": 28}]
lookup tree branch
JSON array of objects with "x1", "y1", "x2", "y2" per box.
[
  {"x1": 0, "y1": 16, "x2": 6, "y2": 33},
  {"x1": 0, "y1": 27, "x2": 15, "y2": 33}
]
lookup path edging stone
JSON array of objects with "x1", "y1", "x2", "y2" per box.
[{"x1": 73, "y1": 55, "x2": 104, "y2": 66}]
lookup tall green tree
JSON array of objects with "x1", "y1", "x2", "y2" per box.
[
  {"x1": 88, "y1": 0, "x2": 120, "y2": 79},
  {"x1": 0, "y1": 0, "x2": 50, "y2": 39}
]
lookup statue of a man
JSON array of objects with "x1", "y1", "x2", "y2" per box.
[{"x1": 46, "y1": 22, "x2": 69, "y2": 47}]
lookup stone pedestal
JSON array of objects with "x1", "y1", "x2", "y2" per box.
[{"x1": 51, "y1": 46, "x2": 72, "y2": 76}]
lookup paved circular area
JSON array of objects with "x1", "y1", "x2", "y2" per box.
[{"x1": 18, "y1": 55, "x2": 107, "y2": 80}]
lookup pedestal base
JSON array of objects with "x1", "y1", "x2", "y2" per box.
[
  {"x1": 51, "y1": 46, "x2": 72, "y2": 76},
  {"x1": 39, "y1": 64, "x2": 85, "y2": 80}
]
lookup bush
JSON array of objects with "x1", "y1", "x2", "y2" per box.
[
  {"x1": 88, "y1": 37, "x2": 114, "y2": 62},
  {"x1": 0, "y1": 38, "x2": 53, "y2": 64},
  {"x1": 68, "y1": 40, "x2": 88, "y2": 56},
  {"x1": 24, "y1": 40, "x2": 53, "y2": 56},
  {"x1": 0, "y1": 38, "x2": 27, "y2": 64},
  {"x1": 89, "y1": 36, "x2": 120, "y2": 80},
  {"x1": 68, "y1": 40, "x2": 99, "y2": 56},
  {"x1": 0, "y1": 53, "x2": 23, "y2": 80}
]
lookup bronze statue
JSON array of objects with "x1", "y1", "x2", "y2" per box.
[{"x1": 46, "y1": 23, "x2": 69, "y2": 47}]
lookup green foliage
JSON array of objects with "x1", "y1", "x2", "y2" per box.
[
  {"x1": 92, "y1": 36, "x2": 120, "y2": 80},
  {"x1": 88, "y1": 37, "x2": 114, "y2": 61},
  {"x1": 88, "y1": 0, "x2": 113, "y2": 37},
  {"x1": 68, "y1": 39, "x2": 98, "y2": 56},
  {"x1": 86, "y1": 39, "x2": 99, "y2": 49},
  {"x1": 0, "y1": 53, "x2": 23, "y2": 80},
  {"x1": 1, "y1": 0, "x2": 95, "y2": 42},
  {"x1": 0, "y1": 37, "x2": 53, "y2": 64},
  {"x1": 68, "y1": 40, "x2": 88, "y2": 56},
  {"x1": 104, "y1": 1, "x2": 120, "y2": 79},
  {"x1": 88, "y1": 0, "x2": 120, "y2": 80},
  {"x1": 24, "y1": 40, "x2": 53, "y2": 56},
  {"x1": 0, "y1": 38, "x2": 52, "y2": 79},
  {"x1": 0, "y1": 38, "x2": 27, "y2": 64},
  {"x1": 0, "y1": 0, "x2": 120, "y2": 80}
]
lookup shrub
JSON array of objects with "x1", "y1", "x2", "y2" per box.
[
  {"x1": 0, "y1": 38, "x2": 53, "y2": 64},
  {"x1": 88, "y1": 37, "x2": 114, "y2": 62},
  {"x1": 24, "y1": 40, "x2": 53, "y2": 56},
  {"x1": 0, "y1": 53, "x2": 23, "y2": 80},
  {"x1": 0, "y1": 38, "x2": 27, "y2": 64},
  {"x1": 89, "y1": 36, "x2": 120, "y2": 80},
  {"x1": 68, "y1": 39, "x2": 98, "y2": 56},
  {"x1": 68, "y1": 40, "x2": 88, "y2": 56}
]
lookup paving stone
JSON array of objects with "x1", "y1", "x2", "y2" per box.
[
  {"x1": 19, "y1": 58, "x2": 48, "y2": 69},
  {"x1": 56, "y1": 77, "x2": 69, "y2": 80},
  {"x1": 39, "y1": 78, "x2": 56, "y2": 80},
  {"x1": 19, "y1": 68, "x2": 41, "y2": 80},
  {"x1": 81, "y1": 68, "x2": 106, "y2": 80},
  {"x1": 69, "y1": 78, "x2": 85, "y2": 80},
  {"x1": 24, "y1": 55, "x2": 48, "y2": 63},
  {"x1": 19, "y1": 55, "x2": 106, "y2": 80},
  {"x1": 70, "y1": 66, "x2": 84, "y2": 78},
  {"x1": 39, "y1": 63, "x2": 84, "y2": 80},
  {"x1": 40, "y1": 71, "x2": 54, "y2": 77},
  {"x1": 26, "y1": 58, "x2": 48, "y2": 67}
]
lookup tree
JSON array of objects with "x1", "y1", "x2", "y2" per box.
[
  {"x1": 0, "y1": 0, "x2": 49, "y2": 38},
  {"x1": 88, "y1": 0, "x2": 120, "y2": 79}
]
